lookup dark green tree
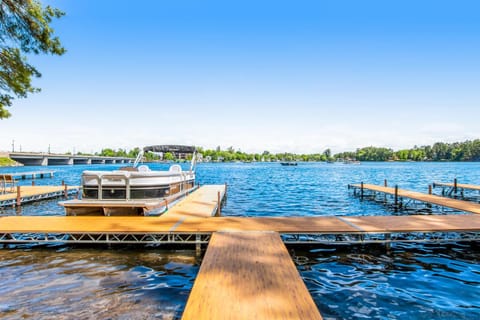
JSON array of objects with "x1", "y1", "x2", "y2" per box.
[
  {"x1": 163, "y1": 152, "x2": 175, "y2": 161},
  {"x1": 0, "y1": 0, "x2": 65, "y2": 118}
]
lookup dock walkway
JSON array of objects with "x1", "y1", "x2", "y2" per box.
[
  {"x1": 182, "y1": 231, "x2": 322, "y2": 320},
  {"x1": 433, "y1": 180, "x2": 480, "y2": 201},
  {"x1": 2, "y1": 170, "x2": 55, "y2": 180},
  {"x1": 0, "y1": 185, "x2": 79, "y2": 207},
  {"x1": 164, "y1": 184, "x2": 226, "y2": 218},
  {"x1": 1, "y1": 214, "x2": 479, "y2": 244},
  {"x1": 349, "y1": 183, "x2": 480, "y2": 214},
  {"x1": 433, "y1": 181, "x2": 480, "y2": 192}
]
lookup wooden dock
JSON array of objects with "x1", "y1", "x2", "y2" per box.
[
  {"x1": 164, "y1": 184, "x2": 227, "y2": 218},
  {"x1": 433, "y1": 180, "x2": 480, "y2": 200},
  {"x1": 1, "y1": 214, "x2": 479, "y2": 237},
  {"x1": 349, "y1": 183, "x2": 480, "y2": 214},
  {"x1": 0, "y1": 185, "x2": 79, "y2": 207},
  {"x1": 182, "y1": 231, "x2": 322, "y2": 320},
  {"x1": 3, "y1": 170, "x2": 55, "y2": 180}
]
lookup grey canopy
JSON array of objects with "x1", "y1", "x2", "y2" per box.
[{"x1": 143, "y1": 145, "x2": 196, "y2": 154}]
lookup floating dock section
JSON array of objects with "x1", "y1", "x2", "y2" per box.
[
  {"x1": 349, "y1": 183, "x2": 480, "y2": 214},
  {"x1": 1, "y1": 170, "x2": 54, "y2": 180},
  {"x1": 0, "y1": 185, "x2": 79, "y2": 207},
  {"x1": 1, "y1": 212, "x2": 480, "y2": 245},
  {"x1": 182, "y1": 231, "x2": 322, "y2": 320},
  {"x1": 163, "y1": 184, "x2": 227, "y2": 218},
  {"x1": 433, "y1": 179, "x2": 480, "y2": 200}
]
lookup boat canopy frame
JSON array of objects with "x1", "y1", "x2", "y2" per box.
[
  {"x1": 143, "y1": 145, "x2": 196, "y2": 154},
  {"x1": 133, "y1": 145, "x2": 197, "y2": 171}
]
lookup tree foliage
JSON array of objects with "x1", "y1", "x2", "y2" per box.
[
  {"x1": 93, "y1": 139, "x2": 480, "y2": 163},
  {"x1": 334, "y1": 140, "x2": 480, "y2": 162},
  {"x1": 0, "y1": 0, "x2": 65, "y2": 118}
]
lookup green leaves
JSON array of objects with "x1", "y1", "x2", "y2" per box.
[{"x1": 0, "y1": 0, "x2": 65, "y2": 119}]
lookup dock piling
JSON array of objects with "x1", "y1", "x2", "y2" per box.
[
  {"x1": 385, "y1": 233, "x2": 391, "y2": 250},
  {"x1": 394, "y1": 185, "x2": 399, "y2": 212},
  {"x1": 195, "y1": 234, "x2": 202, "y2": 256},
  {"x1": 384, "y1": 179, "x2": 388, "y2": 187},
  {"x1": 16, "y1": 186, "x2": 21, "y2": 206},
  {"x1": 428, "y1": 185, "x2": 432, "y2": 195},
  {"x1": 454, "y1": 178, "x2": 458, "y2": 195},
  {"x1": 360, "y1": 182, "x2": 364, "y2": 200},
  {"x1": 216, "y1": 191, "x2": 222, "y2": 217}
]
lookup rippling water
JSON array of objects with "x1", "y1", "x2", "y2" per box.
[{"x1": 1, "y1": 162, "x2": 479, "y2": 319}]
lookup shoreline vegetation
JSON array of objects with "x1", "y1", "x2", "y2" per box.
[
  {"x1": 96, "y1": 139, "x2": 480, "y2": 162},
  {"x1": 0, "y1": 139, "x2": 480, "y2": 167},
  {"x1": 0, "y1": 157, "x2": 18, "y2": 167},
  {"x1": 2, "y1": 140, "x2": 480, "y2": 166}
]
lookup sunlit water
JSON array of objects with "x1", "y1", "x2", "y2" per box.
[{"x1": 1, "y1": 162, "x2": 479, "y2": 319}]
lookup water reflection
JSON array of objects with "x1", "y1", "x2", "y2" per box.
[
  {"x1": 0, "y1": 247, "x2": 199, "y2": 319},
  {"x1": 293, "y1": 243, "x2": 480, "y2": 319}
]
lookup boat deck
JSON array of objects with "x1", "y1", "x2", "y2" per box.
[
  {"x1": 349, "y1": 183, "x2": 480, "y2": 214},
  {"x1": 182, "y1": 231, "x2": 322, "y2": 320}
]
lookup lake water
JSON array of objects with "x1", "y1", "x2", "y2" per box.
[{"x1": 0, "y1": 162, "x2": 479, "y2": 319}]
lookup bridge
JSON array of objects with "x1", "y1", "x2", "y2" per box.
[{"x1": 8, "y1": 152, "x2": 134, "y2": 166}]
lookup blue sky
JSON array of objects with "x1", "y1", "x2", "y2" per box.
[{"x1": 1, "y1": 0, "x2": 479, "y2": 154}]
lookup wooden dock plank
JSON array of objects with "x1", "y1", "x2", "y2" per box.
[
  {"x1": 182, "y1": 231, "x2": 322, "y2": 320},
  {"x1": 0, "y1": 186, "x2": 78, "y2": 202},
  {"x1": 2, "y1": 171, "x2": 55, "y2": 179},
  {"x1": 433, "y1": 182, "x2": 480, "y2": 192},
  {"x1": 0, "y1": 216, "x2": 181, "y2": 233},
  {"x1": 172, "y1": 216, "x2": 359, "y2": 233},
  {"x1": 164, "y1": 184, "x2": 226, "y2": 218},
  {"x1": 1, "y1": 215, "x2": 479, "y2": 234},
  {"x1": 351, "y1": 183, "x2": 480, "y2": 214},
  {"x1": 343, "y1": 214, "x2": 480, "y2": 233}
]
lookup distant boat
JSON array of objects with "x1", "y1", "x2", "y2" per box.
[
  {"x1": 280, "y1": 162, "x2": 298, "y2": 166},
  {"x1": 343, "y1": 159, "x2": 361, "y2": 165}
]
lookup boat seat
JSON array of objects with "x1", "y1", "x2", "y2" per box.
[
  {"x1": 119, "y1": 166, "x2": 138, "y2": 172},
  {"x1": 138, "y1": 165, "x2": 151, "y2": 172},
  {"x1": 169, "y1": 164, "x2": 182, "y2": 172}
]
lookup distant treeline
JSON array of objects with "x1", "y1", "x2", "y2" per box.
[
  {"x1": 88, "y1": 140, "x2": 480, "y2": 162},
  {"x1": 77, "y1": 147, "x2": 159, "y2": 161},
  {"x1": 336, "y1": 140, "x2": 480, "y2": 162}
]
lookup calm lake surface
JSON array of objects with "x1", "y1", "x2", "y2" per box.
[{"x1": 1, "y1": 162, "x2": 479, "y2": 319}]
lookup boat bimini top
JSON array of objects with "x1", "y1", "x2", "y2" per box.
[{"x1": 133, "y1": 145, "x2": 197, "y2": 171}]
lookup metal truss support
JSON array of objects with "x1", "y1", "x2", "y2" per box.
[
  {"x1": 0, "y1": 232, "x2": 211, "y2": 245},
  {"x1": 0, "y1": 230, "x2": 478, "y2": 246},
  {"x1": 281, "y1": 232, "x2": 480, "y2": 244}
]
